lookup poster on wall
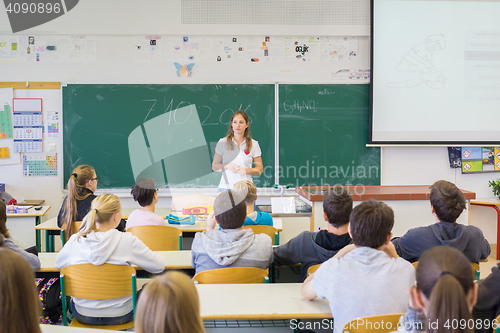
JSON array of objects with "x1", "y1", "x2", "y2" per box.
[{"x1": 461, "y1": 147, "x2": 500, "y2": 173}]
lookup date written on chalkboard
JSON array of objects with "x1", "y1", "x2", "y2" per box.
[
  {"x1": 282, "y1": 100, "x2": 317, "y2": 113},
  {"x1": 142, "y1": 99, "x2": 252, "y2": 126}
]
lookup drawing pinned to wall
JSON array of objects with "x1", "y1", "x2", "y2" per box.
[
  {"x1": 284, "y1": 37, "x2": 321, "y2": 62},
  {"x1": 174, "y1": 62, "x2": 195, "y2": 77},
  {"x1": 22, "y1": 153, "x2": 58, "y2": 176},
  {"x1": 0, "y1": 105, "x2": 13, "y2": 139},
  {"x1": 45, "y1": 111, "x2": 59, "y2": 138},
  {"x1": 388, "y1": 34, "x2": 446, "y2": 89},
  {"x1": 0, "y1": 35, "x2": 20, "y2": 61},
  {"x1": 0, "y1": 147, "x2": 9, "y2": 159},
  {"x1": 332, "y1": 69, "x2": 370, "y2": 81},
  {"x1": 135, "y1": 36, "x2": 162, "y2": 62},
  {"x1": 462, "y1": 147, "x2": 500, "y2": 173},
  {"x1": 322, "y1": 37, "x2": 357, "y2": 62}
]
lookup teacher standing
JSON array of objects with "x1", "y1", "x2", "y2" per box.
[{"x1": 212, "y1": 110, "x2": 263, "y2": 193}]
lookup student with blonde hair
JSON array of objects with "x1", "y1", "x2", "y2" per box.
[
  {"x1": 0, "y1": 247, "x2": 42, "y2": 333},
  {"x1": 233, "y1": 180, "x2": 273, "y2": 226},
  {"x1": 56, "y1": 193, "x2": 164, "y2": 326},
  {"x1": 135, "y1": 271, "x2": 205, "y2": 333},
  {"x1": 396, "y1": 246, "x2": 477, "y2": 333},
  {"x1": 0, "y1": 200, "x2": 40, "y2": 271}
]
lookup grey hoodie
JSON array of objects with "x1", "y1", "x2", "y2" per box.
[
  {"x1": 392, "y1": 221, "x2": 490, "y2": 263},
  {"x1": 56, "y1": 229, "x2": 164, "y2": 317},
  {"x1": 191, "y1": 228, "x2": 273, "y2": 274}
]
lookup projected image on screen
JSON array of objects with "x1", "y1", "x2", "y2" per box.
[{"x1": 372, "y1": 0, "x2": 500, "y2": 144}]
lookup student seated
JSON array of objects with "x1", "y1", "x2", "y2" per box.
[
  {"x1": 301, "y1": 200, "x2": 415, "y2": 333},
  {"x1": 474, "y1": 262, "x2": 500, "y2": 329},
  {"x1": 395, "y1": 246, "x2": 478, "y2": 333},
  {"x1": 0, "y1": 244, "x2": 42, "y2": 333},
  {"x1": 135, "y1": 271, "x2": 205, "y2": 333},
  {"x1": 0, "y1": 200, "x2": 40, "y2": 271},
  {"x1": 191, "y1": 190, "x2": 273, "y2": 274},
  {"x1": 233, "y1": 180, "x2": 273, "y2": 226},
  {"x1": 273, "y1": 185, "x2": 353, "y2": 281},
  {"x1": 392, "y1": 180, "x2": 490, "y2": 263},
  {"x1": 126, "y1": 178, "x2": 164, "y2": 229},
  {"x1": 55, "y1": 193, "x2": 164, "y2": 326}
]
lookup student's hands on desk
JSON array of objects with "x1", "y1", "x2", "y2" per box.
[{"x1": 206, "y1": 211, "x2": 217, "y2": 231}]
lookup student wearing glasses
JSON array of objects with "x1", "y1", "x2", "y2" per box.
[{"x1": 58, "y1": 165, "x2": 126, "y2": 239}]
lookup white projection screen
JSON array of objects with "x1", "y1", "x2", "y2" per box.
[{"x1": 371, "y1": 0, "x2": 500, "y2": 144}]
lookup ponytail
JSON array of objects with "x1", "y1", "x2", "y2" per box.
[
  {"x1": 76, "y1": 193, "x2": 121, "y2": 240},
  {"x1": 416, "y1": 246, "x2": 474, "y2": 333},
  {"x1": 61, "y1": 165, "x2": 95, "y2": 239}
]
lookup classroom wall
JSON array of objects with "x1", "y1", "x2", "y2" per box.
[{"x1": 1, "y1": 0, "x2": 498, "y2": 244}]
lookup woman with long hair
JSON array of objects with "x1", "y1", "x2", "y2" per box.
[
  {"x1": 135, "y1": 271, "x2": 205, "y2": 333},
  {"x1": 212, "y1": 110, "x2": 263, "y2": 193},
  {"x1": 0, "y1": 247, "x2": 42, "y2": 333},
  {"x1": 0, "y1": 200, "x2": 40, "y2": 271},
  {"x1": 55, "y1": 193, "x2": 164, "y2": 326},
  {"x1": 397, "y1": 246, "x2": 478, "y2": 333}
]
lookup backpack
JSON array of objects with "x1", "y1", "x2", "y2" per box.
[{"x1": 35, "y1": 277, "x2": 63, "y2": 324}]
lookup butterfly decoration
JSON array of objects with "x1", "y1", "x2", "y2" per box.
[{"x1": 174, "y1": 62, "x2": 195, "y2": 77}]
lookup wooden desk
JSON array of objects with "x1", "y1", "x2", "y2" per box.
[
  {"x1": 37, "y1": 250, "x2": 193, "y2": 272},
  {"x1": 196, "y1": 283, "x2": 331, "y2": 320},
  {"x1": 36, "y1": 217, "x2": 282, "y2": 252},
  {"x1": 6, "y1": 206, "x2": 50, "y2": 252},
  {"x1": 470, "y1": 199, "x2": 500, "y2": 260},
  {"x1": 41, "y1": 324, "x2": 121, "y2": 332}
]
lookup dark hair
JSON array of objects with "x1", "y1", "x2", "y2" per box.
[
  {"x1": 0, "y1": 201, "x2": 10, "y2": 238},
  {"x1": 225, "y1": 110, "x2": 252, "y2": 153},
  {"x1": 323, "y1": 186, "x2": 353, "y2": 227},
  {"x1": 417, "y1": 246, "x2": 474, "y2": 333},
  {"x1": 430, "y1": 180, "x2": 466, "y2": 223},
  {"x1": 131, "y1": 178, "x2": 157, "y2": 207},
  {"x1": 214, "y1": 190, "x2": 246, "y2": 229},
  {"x1": 349, "y1": 200, "x2": 394, "y2": 248}
]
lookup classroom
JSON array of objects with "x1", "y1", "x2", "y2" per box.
[{"x1": 0, "y1": 0, "x2": 499, "y2": 332}]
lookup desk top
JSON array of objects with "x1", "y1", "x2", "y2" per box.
[
  {"x1": 35, "y1": 217, "x2": 282, "y2": 232},
  {"x1": 37, "y1": 250, "x2": 193, "y2": 272},
  {"x1": 471, "y1": 198, "x2": 500, "y2": 206},
  {"x1": 297, "y1": 185, "x2": 476, "y2": 202},
  {"x1": 196, "y1": 283, "x2": 331, "y2": 320},
  {"x1": 6, "y1": 205, "x2": 51, "y2": 217},
  {"x1": 41, "y1": 324, "x2": 120, "y2": 332}
]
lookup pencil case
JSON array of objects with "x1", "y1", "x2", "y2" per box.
[
  {"x1": 167, "y1": 214, "x2": 196, "y2": 225},
  {"x1": 182, "y1": 205, "x2": 213, "y2": 215}
]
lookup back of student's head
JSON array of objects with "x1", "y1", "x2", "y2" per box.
[
  {"x1": 0, "y1": 248, "x2": 42, "y2": 333},
  {"x1": 430, "y1": 180, "x2": 466, "y2": 223},
  {"x1": 131, "y1": 178, "x2": 157, "y2": 207},
  {"x1": 323, "y1": 186, "x2": 353, "y2": 227},
  {"x1": 233, "y1": 180, "x2": 256, "y2": 205},
  {"x1": 135, "y1": 271, "x2": 204, "y2": 333},
  {"x1": 214, "y1": 190, "x2": 246, "y2": 229},
  {"x1": 0, "y1": 200, "x2": 10, "y2": 238},
  {"x1": 417, "y1": 246, "x2": 474, "y2": 333},
  {"x1": 349, "y1": 200, "x2": 394, "y2": 248},
  {"x1": 78, "y1": 193, "x2": 121, "y2": 239},
  {"x1": 61, "y1": 165, "x2": 96, "y2": 233}
]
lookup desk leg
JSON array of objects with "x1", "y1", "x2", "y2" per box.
[
  {"x1": 35, "y1": 216, "x2": 41, "y2": 253},
  {"x1": 471, "y1": 203, "x2": 500, "y2": 260},
  {"x1": 45, "y1": 230, "x2": 50, "y2": 253}
]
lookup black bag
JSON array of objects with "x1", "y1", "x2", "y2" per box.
[{"x1": 35, "y1": 277, "x2": 63, "y2": 324}]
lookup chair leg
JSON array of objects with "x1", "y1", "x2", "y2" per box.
[{"x1": 60, "y1": 275, "x2": 68, "y2": 326}]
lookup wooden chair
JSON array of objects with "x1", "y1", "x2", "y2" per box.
[
  {"x1": 496, "y1": 314, "x2": 500, "y2": 333},
  {"x1": 342, "y1": 313, "x2": 404, "y2": 333},
  {"x1": 243, "y1": 225, "x2": 280, "y2": 245},
  {"x1": 60, "y1": 264, "x2": 137, "y2": 330},
  {"x1": 412, "y1": 261, "x2": 480, "y2": 280},
  {"x1": 61, "y1": 221, "x2": 82, "y2": 246},
  {"x1": 307, "y1": 263, "x2": 321, "y2": 276},
  {"x1": 192, "y1": 267, "x2": 269, "y2": 284},
  {"x1": 127, "y1": 225, "x2": 182, "y2": 251}
]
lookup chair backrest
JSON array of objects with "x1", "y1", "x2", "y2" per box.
[
  {"x1": 496, "y1": 314, "x2": 500, "y2": 333},
  {"x1": 127, "y1": 225, "x2": 182, "y2": 251},
  {"x1": 412, "y1": 261, "x2": 480, "y2": 280},
  {"x1": 307, "y1": 264, "x2": 321, "y2": 276},
  {"x1": 192, "y1": 267, "x2": 269, "y2": 284},
  {"x1": 243, "y1": 225, "x2": 279, "y2": 245},
  {"x1": 342, "y1": 313, "x2": 404, "y2": 333},
  {"x1": 61, "y1": 221, "x2": 82, "y2": 246}
]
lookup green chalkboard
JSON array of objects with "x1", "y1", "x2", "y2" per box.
[
  {"x1": 63, "y1": 84, "x2": 275, "y2": 189},
  {"x1": 279, "y1": 84, "x2": 380, "y2": 187}
]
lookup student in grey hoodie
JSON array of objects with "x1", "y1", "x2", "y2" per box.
[
  {"x1": 56, "y1": 193, "x2": 164, "y2": 326},
  {"x1": 191, "y1": 190, "x2": 273, "y2": 274},
  {"x1": 392, "y1": 180, "x2": 490, "y2": 263}
]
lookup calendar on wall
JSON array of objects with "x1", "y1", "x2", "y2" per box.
[{"x1": 13, "y1": 98, "x2": 43, "y2": 153}]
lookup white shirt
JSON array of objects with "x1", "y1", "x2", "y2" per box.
[{"x1": 215, "y1": 137, "x2": 261, "y2": 189}]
